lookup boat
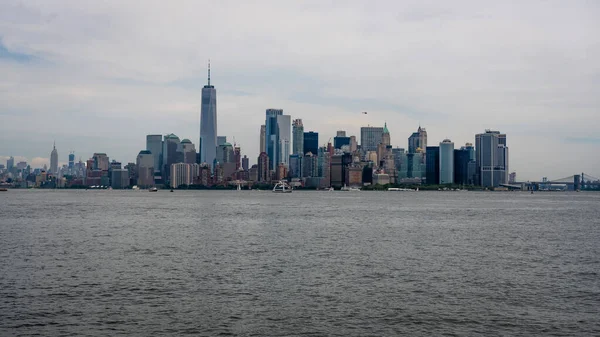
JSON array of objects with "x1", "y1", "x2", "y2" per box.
[
  {"x1": 170, "y1": 188, "x2": 174, "y2": 192},
  {"x1": 328, "y1": 187, "x2": 334, "y2": 191},
  {"x1": 149, "y1": 187, "x2": 158, "y2": 192},
  {"x1": 348, "y1": 187, "x2": 361, "y2": 191},
  {"x1": 0, "y1": 188, "x2": 8, "y2": 192},
  {"x1": 132, "y1": 185, "x2": 140, "y2": 191},
  {"x1": 272, "y1": 180, "x2": 292, "y2": 193}
]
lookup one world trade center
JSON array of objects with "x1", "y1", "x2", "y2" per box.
[{"x1": 200, "y1": 61, "x2": 217, "y2": 167}]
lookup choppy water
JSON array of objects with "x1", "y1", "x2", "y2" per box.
[{"x1": 0, "y1": 190, "x2": 599, "y2": 336}]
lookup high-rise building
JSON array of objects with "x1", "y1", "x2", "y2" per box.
[
  {"x1": 50, "y1": 141, "x2": 58, "y2": 174},
  {"x1": 242, "y1": 155, "x2": 249, "y2": 171},
  {"x1": 509, "y1": 172, "x2": 517, "y2": 184},
  {"x1": 162, "y1": 133, "x2": 181, "y2": 181},
  {"x1": 288, "y1": 154, "x2": 302, "y2": 178},
  {"x1": 93, "y1": 153, "x2": 109, "y2": 171},
  {"x1": 146, "y1": 135, "x2": 163, "y2": 174},
  {"x1": 382, "y1": 123, "x2": 391, "y2": 146},
  {"x1": 257, "y1": 152, "x2": 270, "y2": 182},
  {"x1": 111, "y1": 169, "x2": 129, "y2": 189},
  {"x1": 217, "y1": 142, "x2": 234, "y2": 164},
  {"x1": 408, "y1": 126, "x2": 427, "y2": 154},
  {"x1": 277, "y1": 114, "x2": 291, "y2": 168},
  {"x1": 265, "y1": 109, "x2": 283, "y2": 170},
  {"x1": 136, "y1": 150, "x2": 154, "y2": 187},
  {"x1": 349, "y1": 136, "x2": 358, "y2": 152},
  {"x1": 425, "y1": 146, "x2": 439, "y2": 185},
  {"x1": 439, "y1": 139, "x2": 454, "y2": 184},
  {"x1": 360, "y1": 127, "x2": 384, "y2": 153},
  {"x1": 475, "y1": 130, "x2": 508, "y2": 187},
  {"x1": 292, "y1": 119, "x2": 304, "y2": 155},
  {"x1": 68, "y1": 152, "x2": 75, "y2": 169},
  {"x1": 303, "y1": 131, "x2": 318, "y2": 156},
  {"x1": 179, "y1": 139, "x2": 197, "y2": 164},
  {"x1": 260, "y1": 125, "x2": 266, "y2": 154},
  {"x1": 336, "y1": 131, "x2": 346, "y2": 137},
  {"x1": 217, "y1": 136, "x2": 227, "y2": 146},
  {"x1": 334, "y1": 130, "x2": 350, "y2": 150},
  {"x1": 7, "y1": 156, "x2": 14, "y2": 171},
  {"x1": 171, "y1": 163, "x2": 191, "y2": 188},
  {"x1": 234, "y1": 146, "x2": 241, "y2": 170},
  {"x1": 200, "y1": 62, "x2": 217, "y2": 167}
]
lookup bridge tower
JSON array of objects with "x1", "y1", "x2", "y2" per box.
[{"x1": 574, "y1": 174, "x2": 581, "y2": 191}]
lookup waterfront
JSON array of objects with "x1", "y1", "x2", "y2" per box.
[{"x1": 1, "y1": 190, "x2": 599, "y2": 336}]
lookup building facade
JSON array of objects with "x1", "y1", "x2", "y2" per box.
[
  {"x1": 475, "y1": 130, "x2": 508, "y2": 187},
  {"x1": 136, "y1": 150, "x2": 154, "y2": 187},
  {"x1": 303, "y1": 131, "x2": 319, "y2": 156},
  {"x1": 200, "y1": 63, "x2": 217, "y2": 167},
  {"x1": 171, "y1": 163, "x2": 191, "y2": 188},
  {"x1": 360, "y1": 127, "x2": 384, "y2": 153},
  {"x1": 292, "y1": 119, "x2": 304, "y2": 155},
  {"x1": 439, "y1": 139, "x2": 454, "y2": 184}
]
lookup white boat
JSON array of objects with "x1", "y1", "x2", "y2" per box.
[
  {"x1": 149, "y1": 187, "x2": 158, "y2": 192},
  {"x1": 272, "y1": 180, "x2": 292, "y2": 193},
  {"x1": 348, "y1": 187, "x2": 361, "y2": 191}
]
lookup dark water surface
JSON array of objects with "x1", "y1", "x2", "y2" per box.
[{"x1": 1, "y1": 190, "x2": 599, "y2": 336}]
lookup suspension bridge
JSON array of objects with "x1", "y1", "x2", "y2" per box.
[{"x1": 515, "y1": 173, "x2": 600, "y2": 191}]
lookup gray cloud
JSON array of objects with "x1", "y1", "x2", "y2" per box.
[{"x1": 0, "y1": 0, "x2": 599, "y2": 180}]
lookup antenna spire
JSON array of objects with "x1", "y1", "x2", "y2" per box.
[{"x1": 208, "y1": 59, "x2": 211, "y2": 86}]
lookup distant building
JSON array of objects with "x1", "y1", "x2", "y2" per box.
[
  {"x1": 303, "y1": 132, "x2": 319, "y2": 157},
  {"x1": 349, "y1": 136, "x2": 358, "y2": 152},
  {"x1": 277, "y1": 114, "x2": 291, "y2": 168},
  {"x1": 171, "y1": 163, "x2": 191, "y2": 188},
  {"x1": 242, "y1": 155, "x2": 249, "y2": 171},
  {"x1": 289, "y1": 154, "x2": 302, "y2": 178},
  {"x1": 179, "y1": 139, "x2": 197, "y2": 164},
  {"x1": 257, "y1": 152, "x2": 270, "y2": 183},
  {"x1": 373, "y1": 173, "x2": 390, "y2": 185},
  {"x1": 292, "y1": 119, "x2": 304, "y2": 155},
  {"x1": 200, "y1": 62, "x2": 217, "y2": 167},
  {"x1": 408, "y1": 126, "x2": 427, "y2": 154},
  {"x1": 162, "y1": 133, "x2": 180, "y2": 181},
  {"x1": 425, "y1": 146, "x2": 440, "y2": 185},
  {"x1": 50, "y1": 142, "x2": 58, "y2": 174},
  {"x1": 260, "y1": 125, "x2": 266, "y2": 154},
  {"x1": 93, "y1": 153, "x2": 109, "y2": 171},
  {"x1": 509, "y1": 172, "x2": 517, "y2": 184},
  {"x1": 146, "y1": 135, "x2": 163, "y2": 174},
  {"x1": 360, "y1": 127, "x2": 384, "y2": 153},
  {"x1": 68, "y1": 152, "x2": 75, "y2": 169},
  {"x1": 136, "y1": 150, "x2": 154, "y2": 187},
  {"x1": 475, "y1": 130, "x2": 508, "y2": 187},
  {"x1": 265, "y1": 109, "x2": 283, "y2": 170},
  {"x1": 439, "y1": 139, "x2": 454, "y2": 184},
  {"x1": 111, "y1": 169, "x2": 129, "y2": 189}
]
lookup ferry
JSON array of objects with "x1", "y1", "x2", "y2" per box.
[
  {"x1": 0, "y1": 188, "x2": 8, "y2": 192},
  {"x1": 272, "y1": 180, "x2": 293, "y2": 193}
]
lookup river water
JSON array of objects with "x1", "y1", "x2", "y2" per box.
[{"x1": 0, "y1": 190, "x2": 599, "y2": 336}]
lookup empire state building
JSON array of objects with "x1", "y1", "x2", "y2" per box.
[{"x1": 200, "y1": 61, "x2": 217, "y2": 167}]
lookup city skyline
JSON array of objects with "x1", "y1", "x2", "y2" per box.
[{"x1": 1, "y1": 1, "x2": 599, "y2": 180}]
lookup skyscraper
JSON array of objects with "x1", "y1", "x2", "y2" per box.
[
  {"x1": 50, "y1": 141, "x2": 58, "y2": 174},
  {"x1": 200, "y1": 62, "x2": 217, "y2": 167},
  {"x1": 146, "y1": 135, "x2": 163, "y2": 174},
  {"x1": 475, "y1": 130, "x2": 508, "y2": 187},
  {"x1": 425, "y1": 146, "x2": 439, "y2": 185},
  {"x1": 439, "y1": 139, "x2": 454, "y2": 184},
  {"x1": 179, "y1": 139, "x2": 197, "y2": 164},
  {"x1": 265, "y1": 109, "x2": 283, "y2": 170},
  {"x1": 277, "y1": 114, "x2": 291, "y2": 168},
  {"x1": 382, "y1": 123, "x2": 391, "y2": 146},
  {"x1": 68, "y1": 152, "x2": 75, "y2": 169},
  {"x1": 303, "y1": 131, "x2": 319, "y2": 156},
  {"x1": 162, "y1": 133, "x2": 180, "y2": 182},
  {"x1": 408, "y1": 126, "x2": 428, "y2": 154},
  {"x1": 257, "y1": 152, "x2": 270, "y2": 182},
  {"x1": 292, "y1": 119, "x2": 304, "y2": 155},
  {"x1": 136, "y1": 150, "x2": 154, "y2": 188},
  {"x1": 260, "y1": 125, "x2": 266, "y2": 154},
  {"x1": 360, "y1": 127, "x2": 384, "y2": 153}
]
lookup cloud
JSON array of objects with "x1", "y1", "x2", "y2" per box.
[{"x1": 0, "y1": 0, "x2": 598, "y2": 180}]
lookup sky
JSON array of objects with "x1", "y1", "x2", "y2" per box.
[{"x1": 0, "y1": 0, "x2": 598, "y2": 180}]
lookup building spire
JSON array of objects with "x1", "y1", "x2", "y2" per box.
[
  {"x1": 208, "y1": 59, "x2": 211, "y2": 86},
  {"x1": 53, "y1": 140, "x2": 56, "y2": 150}
]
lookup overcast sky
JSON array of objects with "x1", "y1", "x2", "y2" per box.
[{"x1": 0, "y1": 0, "x2": 598, "y2": 180}]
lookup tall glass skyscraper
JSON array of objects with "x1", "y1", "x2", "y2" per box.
[
  {"x1": 439, "y1": 139, "x2": 454, "y2": 184},
  {"x1": 292, "y1": 119, "x2": 304, "y2": 155},
  {"x1": 265, "y1": 109, "x2": 283, "y2": 170},
  {"x1": 200, "y1": 62, "x2": 217, "y2": 167},
  {"x1": 360, "y1": 127, "x2": 384, "y2": 153},
  {"x1": 277, "y1": 114, "x2": 291, "y2": 168},
  {"x1": 475, "y1": 130, "x2": 508, "y2": 187},
  {"x1": 146, "y1": 134, "x2": 163, "y2": 174}
]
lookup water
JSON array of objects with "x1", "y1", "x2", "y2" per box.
[{"x1": 1, "y1": 190, "x2": 599, "y2": 336}]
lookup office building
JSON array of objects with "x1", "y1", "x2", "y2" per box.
[
  {"x1": 303, "y1": 131, "x2": 319, "y2": 156},
  {"x1": 50, "y1": 142, "x2": 58, "y2": 174},
  {"x1": 242, "y1": 155, "x2": 249, "y2": 171},
  {"x1": 257, "y1": 152, "x2": 270, "y2": 182},
  {"x1": 277, "y1": 114, "x2": 291, "y2": 167},
  {"x1": 408, "y1": 126, "x2": 428, "y2": 154},
  {"x1": 475, "y1": 130, "x2": 509, "y2": 187},
  {"x1": 179, "y1": 139, "x2": 197, "y2": 164},
  {"x1": 425, "y1": 146, "x2": 439, "y2": 185},
  {"x1": 200, "y1": 62, "x2": 217, "y2": 167},
  {"x1": 93, "y1": 153, "x2": 109, "y2": 171},
  {"x1": 439, "y1": 139, "x2": 454, "y2": 184},
  {"x1": 171, "y1": 163, "x2": 191, "y2": 188},
  {"x1": 111, "y1": 169, "x2": 129, "y2": 189},
  {"x1": 162, "y1": 133, "x2": 180, "y2": 181},
  {"x1": 288, "y1": 154, "x2": 302, "y2": 178},
  {"x1": 146, "y1": 135, "x2": 163, "y2": 174},
  {"x1": 265, "y1": 109, "x2": 283, "y2": 170},
  {"x1": 292, "y1": 119, "x2": 304, "y2": 155},
  {"x1": 260, "y1": 125, "x2": 266, "y2": 154},
  {"x1": 136, "y1": 150, "x2": 154, "y2": 187},
  {"x1": 68, "y1": 152, "x2": 75, "y2": 169},
  {"x1": 360, "y1": 126, "x2": 384, "y2": 153}
]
